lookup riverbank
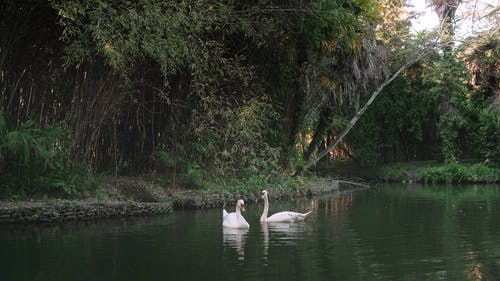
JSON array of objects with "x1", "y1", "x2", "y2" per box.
[
  {"x1": 318, "y1": 161, "x2": 499, "y2": 184},
  {"x1": 376, "y1": 161, "x2": 499, "y2": 183},
  {"x1": 2, "y1": 160, "x2": 497, "y2": 224},
  {"x1": 0, "y1": 177, "x2": 368, "y2": 224}
]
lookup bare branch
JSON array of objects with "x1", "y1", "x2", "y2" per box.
[
  {"x1": 304, "y1": 49, "x2": 431, "y2": 170},
  {"x1": 301, "y1": 18, "x2": 449, "y2": 171}
]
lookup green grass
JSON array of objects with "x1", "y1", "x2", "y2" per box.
[
  {"x1": 203, "y1": 173, "x2": 308, "y2": 197},
  {"x1": 378, "y1": 161, "x2": 499, "y2": 183}
]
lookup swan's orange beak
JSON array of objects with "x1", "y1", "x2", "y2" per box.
[{"x1": 241, "y1": 205, "x2": 246, "y2": 212}]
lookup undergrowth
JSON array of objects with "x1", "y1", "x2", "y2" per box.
[{"x1": 378, "y1": 161, "x2": 499, "y2": 183}]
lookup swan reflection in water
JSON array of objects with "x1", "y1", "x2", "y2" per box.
[
  {"x1": 222, "y1": 227, "x2": 249, "y2": 261},
  {"x1": 261, "y1": 222, "x2": 310, "y2": 261}
]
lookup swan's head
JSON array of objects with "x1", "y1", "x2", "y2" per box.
[
  {"x1": 237, "y1": 199, "x2": 246, "y2": 212},
  {"x1": 261, "y1": 190, "x2": 268, "y2": 199}
]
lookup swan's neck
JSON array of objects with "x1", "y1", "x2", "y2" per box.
[
  {"x1": 236, "y1": 204, "x2": 241, "y2": 218},
  {"x1": 260, "y1": 195, "x2": 269, "y2": 222}
]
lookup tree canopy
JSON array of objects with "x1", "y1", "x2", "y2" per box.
[{"x1": 0, "y1": 0, "x2": 498, "y2": 194}]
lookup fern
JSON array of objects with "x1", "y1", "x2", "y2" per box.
[{"x1": 0, "y1": 112, "x2": 79, "y2": 196}]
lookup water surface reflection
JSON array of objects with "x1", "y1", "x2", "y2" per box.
[
  {"x1": 1, "y1": 184, "x2": 500, "y2": 281},
  {"x1": 222, "y1": 227, "x2": 249, "y2": 260},
  {"x1": 260, "y1": 222, "x2": 309, "y2": 259}
]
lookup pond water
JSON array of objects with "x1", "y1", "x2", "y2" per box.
[{"x1": 1, "y1": 184, "x2": 500, "y2": 281}]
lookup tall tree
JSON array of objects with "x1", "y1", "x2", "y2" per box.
[
  {"x1": 427, "y1": 0, "x2": 462, "y2": 53},
  {"x1": 291, "y1": 1, "x2": 391, "y2": 166}
]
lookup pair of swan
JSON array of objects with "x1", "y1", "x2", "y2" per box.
[{"x1": 222, "y1": 190, "x2": 312, "y2": 228}]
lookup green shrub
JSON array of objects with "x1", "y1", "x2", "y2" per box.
[
  {"x1": 420, "y1": 162, "x2": 499, "y2": 183},
  {"x1": 421, "y1": 162, "x2": 466, "y2": 183},
  {"x1": 193, "y1": 97, "x2": 281, "y2": 179},
  {"x1": 468, "y1": 163, "x2": 499, "y2": 183},
  {"x1": 0, "y1": 112, "x2": 85, "y2": 197},
  {"x1": 183, "y1": 165, "x2": 207, "y2": 188},
  {"x1": 157, "y1": 150, "x2": 207, "y2": 188},
  {"x1": 476, "y1": 108, "x2": 500, "y2": 162}
]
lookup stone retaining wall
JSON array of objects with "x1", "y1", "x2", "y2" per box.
[
  {"x1": 0, "y1": 201, "x2": 173, "y2": 224},
  {"x1": 0, "y1": 179, "x2": 367, "y2": 224}
]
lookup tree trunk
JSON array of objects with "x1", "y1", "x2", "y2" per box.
[{"x1": 302, "y1": 50, "x2": 431, "y2": 171}]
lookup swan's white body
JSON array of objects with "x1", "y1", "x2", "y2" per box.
[
  {"x1": 260, "y1": 190, "x2": 312, "y2": 223},
  {"x1": 222, "y1": 199, "x2": 250, "y2": 229}
]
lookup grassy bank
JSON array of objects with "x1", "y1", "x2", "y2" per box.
[
  {"x1": 0, "y1": 175, "x2": 351, "y2": 224},
  {"x1": 91, "y1": 175, "x2": 342, "y2": 209},
  {"x1": 376, "y1": 161, "x2": 499, "y2": 184}
]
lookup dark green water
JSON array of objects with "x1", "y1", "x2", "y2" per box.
[{"x1": 1, "y1": 184, "x2": 500, "y2": 281}]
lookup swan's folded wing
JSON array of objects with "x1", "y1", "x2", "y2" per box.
[
  {"x1": 267, "y1": 210, "x2": 312, "y2": 222},
  {"x1": 296, "y1": 210, "x2": 313, "y2": 221},
  {"x1": 223, "y1": 209, "x2": 229, "y2": 217},
  {"x1": 267, "y1": 211, "x2": 299, "y2": 222}
]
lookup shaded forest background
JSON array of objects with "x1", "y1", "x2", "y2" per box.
[{"x1": 0, "y1": 0, "x2": 498, "y2": 195}]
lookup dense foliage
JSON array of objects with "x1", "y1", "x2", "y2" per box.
[
  {"x1": 0, "y1": 112, "x2": 90, "y2": 196},
  {"x1": 347, "y1": 31, "x2": 499, "y2": 167},
  {"x1": 0, "y1": 0, "x2": 498, "y2": 196},
  {"x1": 376, "y1": 161, "x2": 499, "y2": 184}
]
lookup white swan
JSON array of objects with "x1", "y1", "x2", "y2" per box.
[
  {"x1": 260, "y1": 190, "x2": 312, "y2": 223},
  {"x1": 222, "y1": 199, "x2": 250, "y2": 229}
]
